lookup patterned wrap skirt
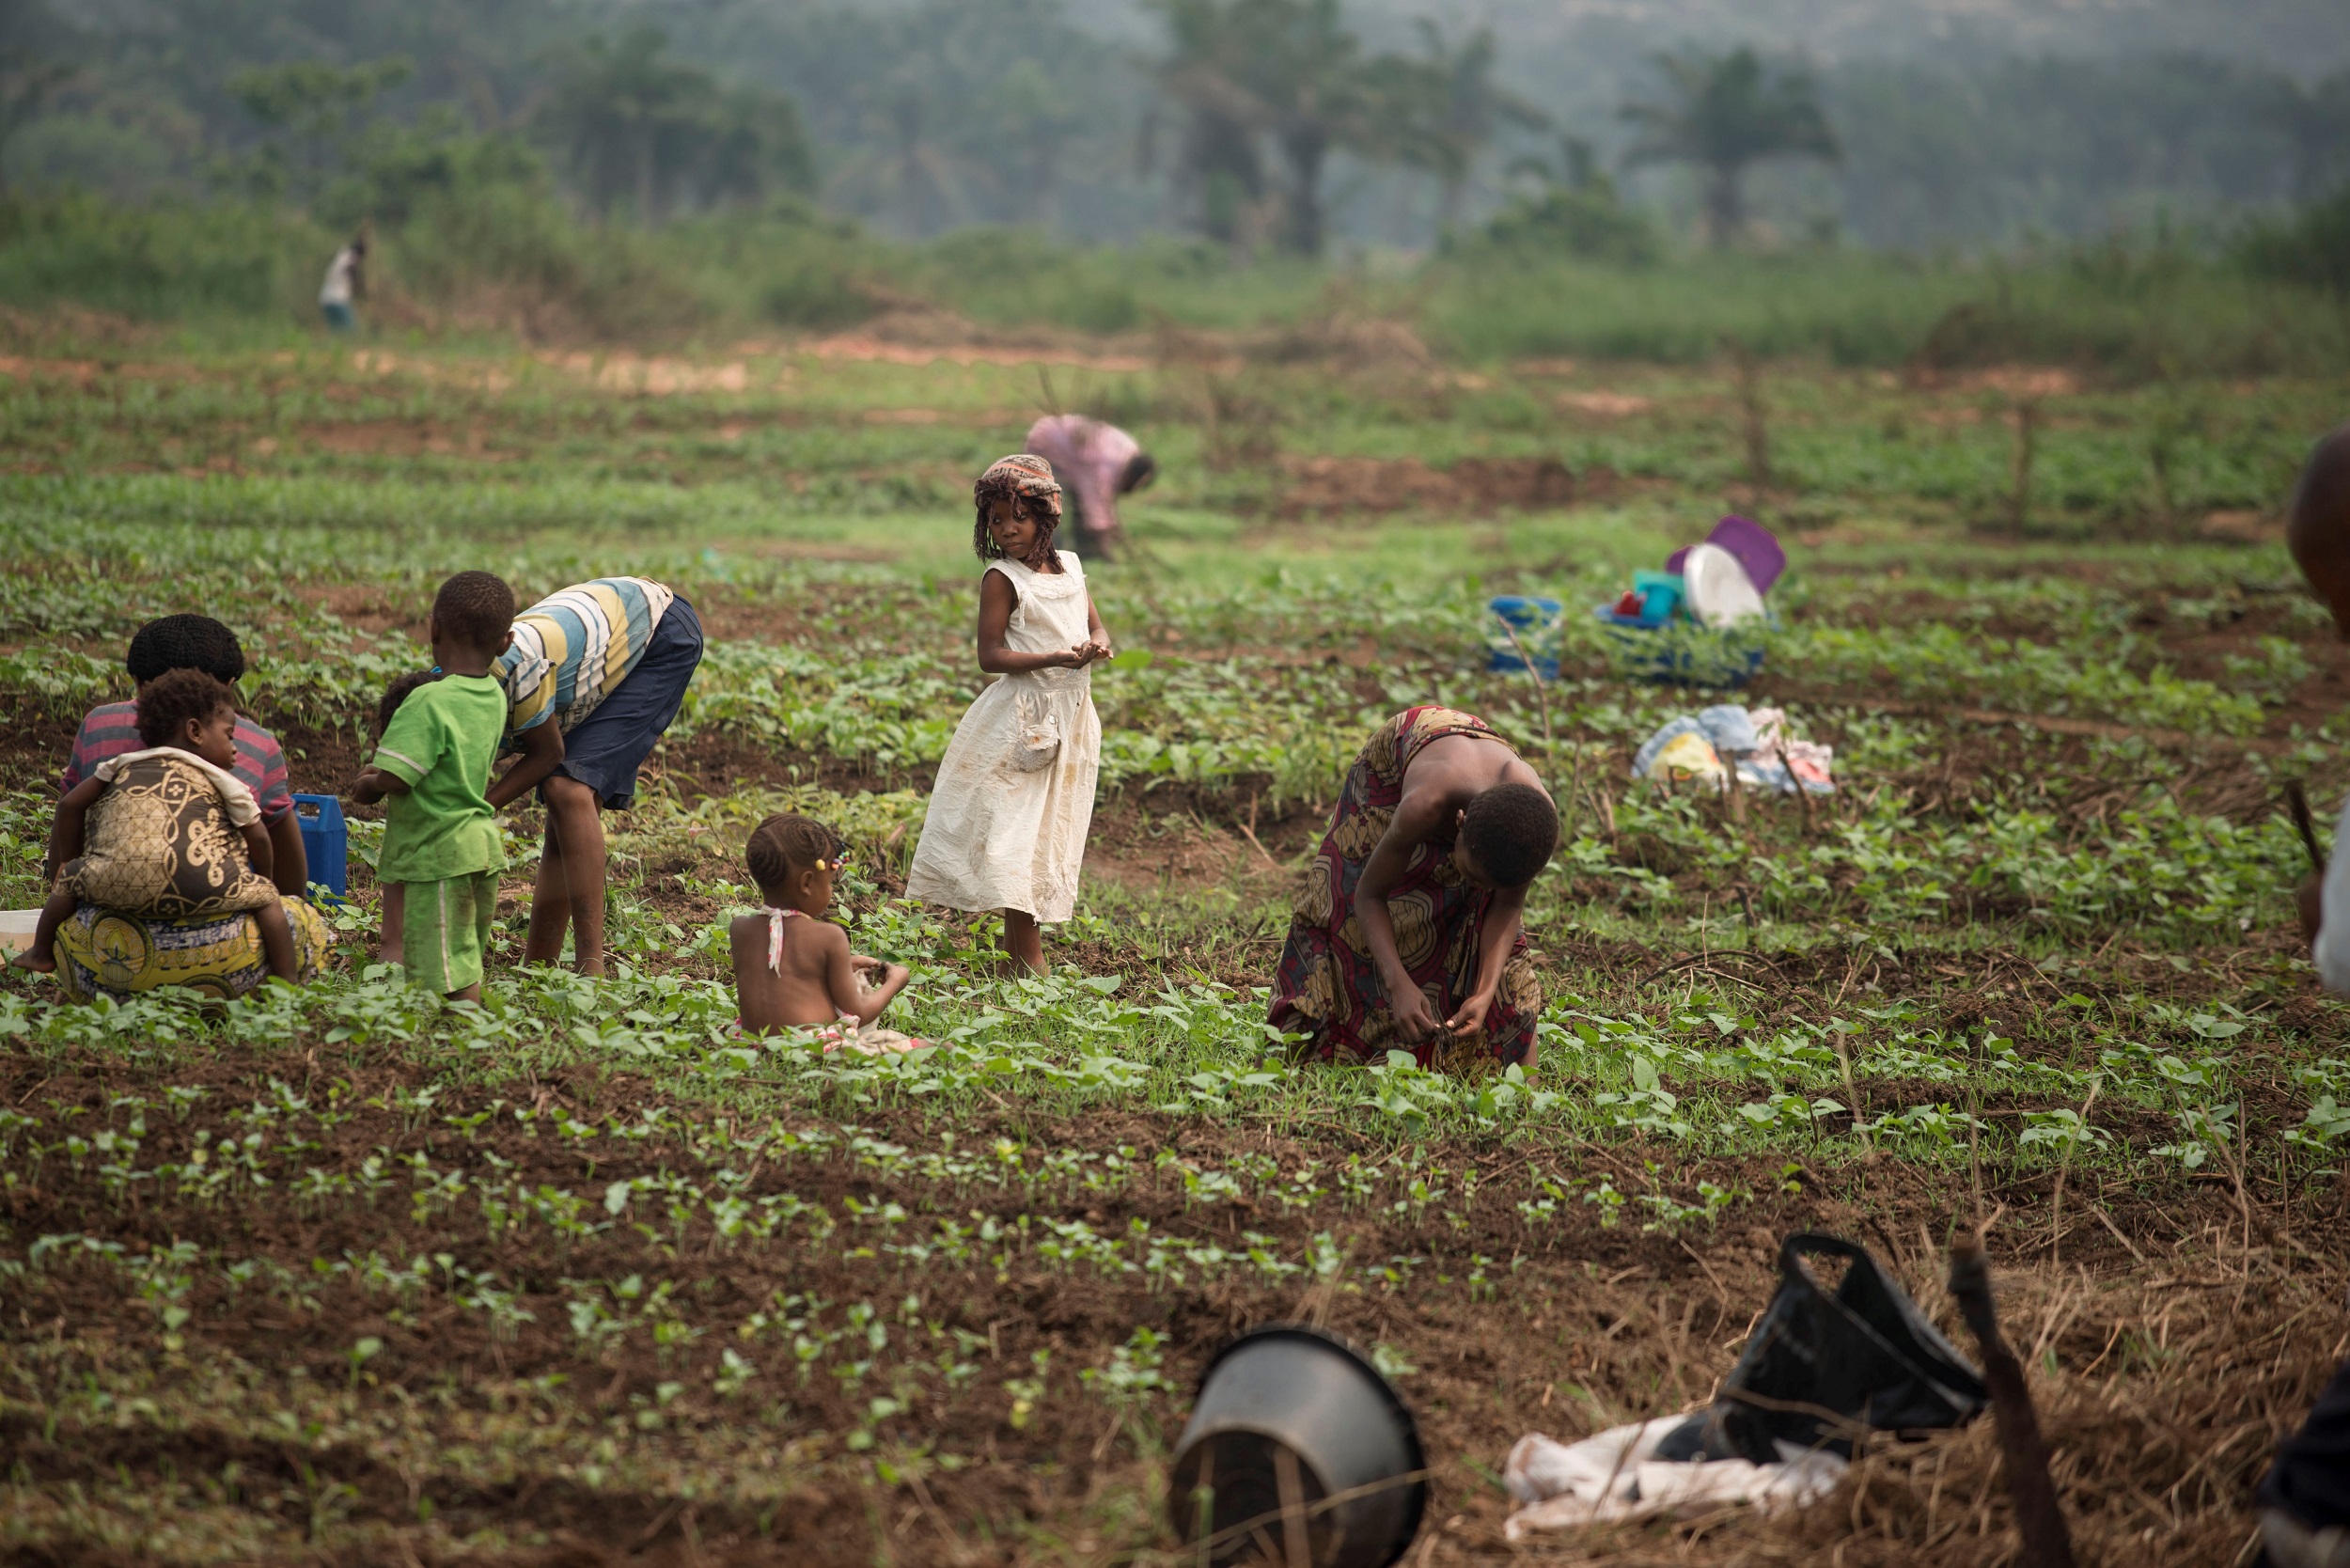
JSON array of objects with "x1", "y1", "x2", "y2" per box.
[
  {"x1": 1269, "y1": 706, "x2": 1543, "y2": 1069},
  {"x1": 55, "y1": 899, "x2": 332, "y2": 1003}
]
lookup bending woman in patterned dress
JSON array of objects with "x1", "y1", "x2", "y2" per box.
[{"x1": 1270, "y1": 707, "x2": 1559, "y2": 1070}]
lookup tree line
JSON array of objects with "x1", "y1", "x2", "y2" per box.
[{"x1": 2, "y1": 0, "x2": 2346, "y2": 259}]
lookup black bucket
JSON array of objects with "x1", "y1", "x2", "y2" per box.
[{"x1": 1166, "y1": 1324, "x2": 1427, "y2": 1568}]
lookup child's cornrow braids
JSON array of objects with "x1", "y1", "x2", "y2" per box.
[
  {"x1": 971, "y1": 453, "x2": 1063, "y2": 561},
  {"x1": 377, "y1": 669, "x2": 445, "y2": 738},
  {"x1": 746, "y1": 813, "x2": 844, "y2": 890},
  {"x1": 136, "y1": 668, "x2": 238, "y2": 748}
]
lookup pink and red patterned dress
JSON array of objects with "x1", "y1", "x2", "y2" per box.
[{"x1": 1269, "y1": 706, "x2": 1543, "y2": 1068}]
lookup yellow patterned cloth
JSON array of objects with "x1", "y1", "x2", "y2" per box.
[
  {"x1": 55, "y1": 899, "x2": 331, "y2": 1002},
  {"x1": 1269, "y1": 705, "x2": 1542, "y2": 1068}
]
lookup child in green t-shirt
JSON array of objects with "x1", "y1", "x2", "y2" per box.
[{"x1": 350, "y1": 572, "x2": 518, "y2": 1000}]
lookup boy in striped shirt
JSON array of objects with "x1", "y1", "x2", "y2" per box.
[{"x1": 379, "y1": 576, "x2": 703, "y2": 979}]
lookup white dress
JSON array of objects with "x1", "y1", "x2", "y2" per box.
[{"x1": 905, "y1": 553, "x2": 1102, "y2": 922}]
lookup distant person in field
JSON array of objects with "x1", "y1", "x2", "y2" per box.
[
  {"x1": 56, "y1": 615, "x2": 306, "y2": 896},
  {"x1": 731, "y1": 812, "x2": 922, "y2": 1052},
  {"x1": 349, "y1": 573, "x2": 516, "y2": 1002},
  {"x1": 904, "y1": 455, "x2": 1112, "y2": 974},
  {"x1": 17, "y1": 670, "x2": 304, "y2": 991},
  {"x1": 2292, "y1": 425, "x2": 2350, "y2": 989},
  {"x1": 380, "y1": 576, "x2": 703, "y2": 979},
  {"x1": 1269, "y1": 708, "x2": 1558, "y2": 1071},
  {"x1": 1023, "y1": 414, "x2": 1154, "y2": 560},
  {"x1": 320, "y1": 232, "x2": 366, "y2": 335}
]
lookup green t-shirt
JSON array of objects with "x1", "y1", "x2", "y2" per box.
[{"x1": 372, "y1": 674, "x2": 509, "y2": 884}]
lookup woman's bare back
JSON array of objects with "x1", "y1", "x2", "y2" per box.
[{"x1": 1399, "y1": 731, "x2": 1544, "y2": 826}]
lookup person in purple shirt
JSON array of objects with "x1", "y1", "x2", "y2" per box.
[
  {"x1": 54, "y1": 615, "x2": 307, "y2": 896},
  {"x1": 1023, "y1": 415, "x2": 1155, "y2": 560}
]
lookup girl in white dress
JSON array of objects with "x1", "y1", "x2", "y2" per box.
[{"x1": 905, "y1": 454, "x2": 1114, "y2": 973}]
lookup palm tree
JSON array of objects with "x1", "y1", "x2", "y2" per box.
[
  {"x1": 538, "y1": 27, "x2": 706, "y2": 221},
  {"x1": 1411, "y1": 22, "x2": 1547, "y2": 233},
  {"x1": 2267, "y1": 69, "x2": 2350, "y2": 202},
  {"x1": 982, "y1": 58, "x2": 1088, "y2": 226},
  {"x1": 1151, "y1": 0, "x2": 1419, "y2": 258},
  {"x1": 0, "y1": 47, "x2": 79, "y2": 196},
  {"x1": 1620, "y1": 46, "x2": 1838, "y2": 247},
  {"x1": 827, "y1": 81, "x2": 982, "y2": 236},
  {"x1": 537, "y1": 28, "x2": 810, "y2": 223}
]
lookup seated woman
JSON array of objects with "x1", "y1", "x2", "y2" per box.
[
  {"x1": 24, "y1": 669, "x2": 327, "y2": 1001},
  {"x1": 1270, "y1": 706, "x2": 1559, "y2": 1070}
]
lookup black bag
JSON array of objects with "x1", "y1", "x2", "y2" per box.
[{"x1": 1662, "y1": 1231, "x2": 1988, "y2": 1464}]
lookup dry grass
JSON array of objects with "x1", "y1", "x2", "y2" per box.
[{"x1": 1489, "y1": 1247, "x2": 2342, "y2": 1568}]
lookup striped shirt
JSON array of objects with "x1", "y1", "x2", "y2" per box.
[
  {"x1": 62, "y1": 702, "x2": 294, "y2": 823},
  {"x1": 494, "y1": 577, "x2": 676, "y2": 738}
]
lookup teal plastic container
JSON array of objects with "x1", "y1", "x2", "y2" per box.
[{"x1": 1631, "y1": 572, "x2": 1684, "y2": 627}]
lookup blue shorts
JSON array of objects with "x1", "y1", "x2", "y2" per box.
[
  {"x1": 321, "y1": 302, "x2": 355, "y2": 333},
  {"x1": 548, "y1": 597, "x2": 704, "y2": 809}
]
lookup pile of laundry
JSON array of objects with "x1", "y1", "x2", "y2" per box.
[{"x1": 1632, "y1": 703, "x2": 1835, "y2": 793}]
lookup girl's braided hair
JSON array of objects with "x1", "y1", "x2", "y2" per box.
[{"x1": 746, "y1": 813, "x2": 843, "y2": 891}]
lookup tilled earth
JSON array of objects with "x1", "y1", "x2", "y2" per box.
[{"x1": 1, "y1": 1034, "x2": 2338, "y2": 1567}]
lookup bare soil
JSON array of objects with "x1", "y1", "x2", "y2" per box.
[
  {"x1": 1277, "y1": 456, "x2": 1623, "y2": 519},
  {"x1": 0, "y1": 1041, "x2": 2333, "y2": 1566}
]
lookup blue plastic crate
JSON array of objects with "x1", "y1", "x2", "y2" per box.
[
  {"x1": 1486, "y1": 595, "x2": 1562, "y2": 679},
  {"x1": 292, "y1": 793, "x2": 348, "y2": 902},
  {"x1": 1593, "y1": 607, "x2": 1766, "y2": 688}
]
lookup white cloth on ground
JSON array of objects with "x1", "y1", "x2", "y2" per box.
[
  {"x1": 1502, "y1": 1419, "x2": 1847, "y2": 1539},
  {"x1": 904, "y1": 551, "x2": 1101, "y2": 923},
  {"x1": 2315, "y1": 790, "x2": 2350, "y2": 994}
]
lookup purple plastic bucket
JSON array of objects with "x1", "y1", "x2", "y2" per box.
[{"x1": 1666, "y1": 516, "x2": 1786, "y2": 597}]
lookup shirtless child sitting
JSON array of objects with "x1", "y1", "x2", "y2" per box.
[{"x1": 729, "y1": 813, "x2": 923, "y2": 1052}]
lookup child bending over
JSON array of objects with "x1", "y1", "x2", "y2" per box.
[
  {"x1": 731, "y1": 813, "x2": 922, "y2": 1052},
  {"x1": 349, "y1": 572, "x2": 516, "y2": 1002},
  {"x1": 15, "y1": 668, "x2": 295, "y2": 980}
]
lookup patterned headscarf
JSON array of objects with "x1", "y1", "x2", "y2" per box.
[{"x1": 975, "y1": 453, "x2": 1063, "y2": 523}]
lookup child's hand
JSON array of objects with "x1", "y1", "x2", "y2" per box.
[
  {"x1": 349, "y1": 766, "x2": 410, "y2": 804},
  {"x1": 1085, "y1": 635, "x2": 1115, "y2": 663}
]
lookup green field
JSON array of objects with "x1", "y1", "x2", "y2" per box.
[{"x1": 1, "y1": 326, "x2": 2346, "y2": 1564}]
